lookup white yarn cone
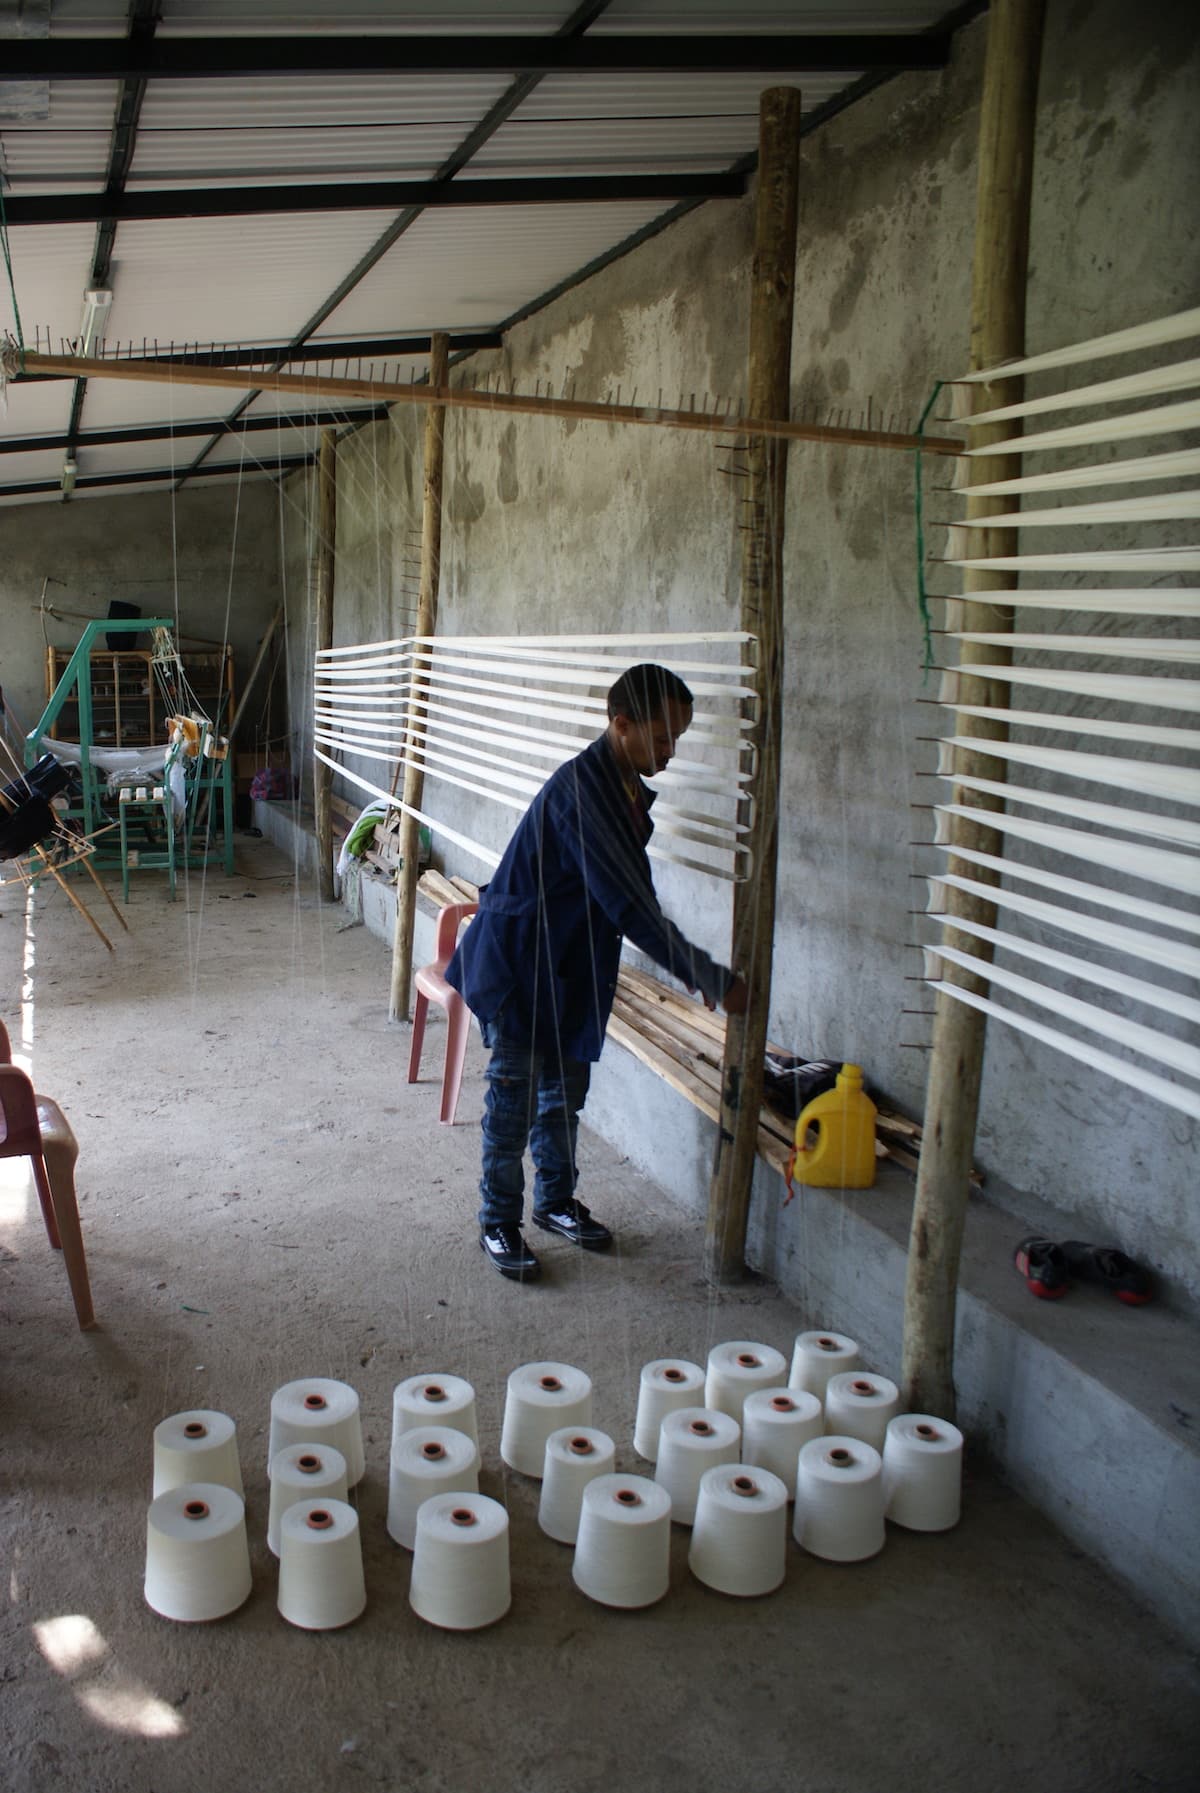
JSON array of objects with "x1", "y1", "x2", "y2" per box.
[
  {"x1": 500, "y1": 1362, "x2": 592, "y2": 1478},
  {"x1": 277, "y1": 1499, "x2": 366, "y2": 1630},
  {"x1": 633, "y1": 1358, "x2": 705, "y2": 1461},
  {"x1": 387, "y1": 1426, "x2": 479, "y2": 1551},
  {"x1": 267, "y1": 1443, "x2": 350, "y2": 1556},
  {"x1": 654, "y1": 1407, "x2": 740, "y2": 1527},
  {"x1": 268, "y1": 1378, "x2": 365, "y2": 1485},
  {"x1": 883, "y1": 1414, "x2": 964, "y2": 1532},
  {"x1": 144, "y1": 1483, "x2": 252, "y2": 1622},
  {"x1": 788, "y1": 1330, "x2": 862, "y2": 1402},
  {"x1": 391, "y1": 1373, "x2": 479, "y2": 1462},
  {"x1": 688, "y1": 1465, "x2": 789, "y2": 1598},
  {"x1": 152, "y1": 1409, "x2": 243, "y2": 1498},
  {"x1": 572, "y1": 1474, "x2": 672, "y2": 1609},
  {"x1": 704, "y1": 1340, "x2": 789, "y2": 1423},
  {"x1": 538, "y1": 1427, "x2": 617, "y2": 1544},
  {"x1": 741, "y1": 1388, "x2": 824, "y2": 1500},
  {"x1": 823, "y1": 1372, "x2": 902, "y2": 1452},
  {"x1": 409, "y1": 1493, "x2": 511, "y2": 1631},
  {"x1": 793, "y1": 1437, "x2": 885, "y2": 1563}
]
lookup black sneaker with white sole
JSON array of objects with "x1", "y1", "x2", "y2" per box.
[
  {"x1": 480, "y1": 1224, "x2": 542, "y2": 1281},
  {"x1": 532, "y1": 1200, "x2": 613, "y2": 1251}
]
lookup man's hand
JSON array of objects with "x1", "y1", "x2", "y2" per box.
[{"x1": 722, "y1": 974, "x2": 749, "y2": 1016}]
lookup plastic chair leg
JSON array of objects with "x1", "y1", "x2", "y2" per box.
[
  {"x1": 407, "y1": 992, "x2": 429, "y2": 1085},
  {"x1": 439, "y1": 995, "x2": 471, "y2": 1126},
  {"x1": 30, "y1": 1151, "x2": 61, "y2": 1248},
  {"x1": 39, "y1": 1132, "x2": 95, "y2": 1330}
]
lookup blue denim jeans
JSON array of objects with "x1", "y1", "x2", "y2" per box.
[{"x1": 477, "y1": 1018, "x2": 592, "y2": 1229}]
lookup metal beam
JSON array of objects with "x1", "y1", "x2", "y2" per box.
[
  {"x1": 0, "y1": 33, "x2": 951, "y2": 81},
  {"x1": 0, "y1": 408, "x2": 391, "y2": 456},
  {"x1": 4, "y1": 172, "x2": 746, "y2": 228}
]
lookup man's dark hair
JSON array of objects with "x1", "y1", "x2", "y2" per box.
[{"x1": 607, "y1": 663, "x2": 693, "y2": 724}]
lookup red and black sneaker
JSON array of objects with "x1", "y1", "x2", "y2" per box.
[
  {"x1": 1061, "y1": 1240, "x2": 1152, "y2": 1306},
  {"x1": 1013, "y1": 1235, "x2": 1069, "y2": 1299}
]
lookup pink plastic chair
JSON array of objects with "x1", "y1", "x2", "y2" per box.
[
  {"x1": 407, "y1": 901, "x2": 478, "y2": 1124},
  {"x1": 0, "y1": 1021, "x2": 96, "y2": 1330}
]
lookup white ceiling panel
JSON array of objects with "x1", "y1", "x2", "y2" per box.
[
  {"x1": 158, "y1": 3, "x2": 577, "y2": 32},
  {"x1": 205, "y1": 426, "x2": 323, "y2": 468},
  {"x1": 0, "y1": 379, "x2": 73, "y2": 436},
  {"x1": 471, "y1": 113, "x2": 769, "y2": 172},
  {"x1": 136, "y1": 75, "x2": 510, "y2": 132},
  {"x1": 0, "y1": 446, "x2": 65, "y2": 483},
  {"x1": 127, "y1": 123, "x2": 458, "y2": 184},
  {"x1": 1, "y1": 221, "x2": 98, "y2": 346},
  {"x1": 518, "y1": 71, "x2": 858, "y2": 119},
  {"x1": 78, "y1": 377, "x2": 261, "y2": 429},
  {"x1": 1, "y1": 132, "x2": 112, "y2": 187}
]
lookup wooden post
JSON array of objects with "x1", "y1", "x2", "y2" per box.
[
  {"x1": 313, "y1": 428, "x2": 337, "y2": 903},
  {"x1": 901, "y1": 0, "x2": 1045, "y2": 1419},
  {"x1": 389, "y1": 331, "x2": 450, "y2": 1022},
  {"x1": 703, "y1": 87, "x2": 801, "y2": 1286}
]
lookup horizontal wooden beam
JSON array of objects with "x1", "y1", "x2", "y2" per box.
[
  {"x1": 0, "y1": 33, "x2": 952, "y2": 81},
  {"x1": 8, "y1": 352, "x2": 965, "y2": 457},
  {"x1": 13, "y1": 333, "x2": 502, "y2": 381}
]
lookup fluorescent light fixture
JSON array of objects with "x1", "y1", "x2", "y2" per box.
[
  {"x1": 76, "y1": 287, "x2": 113, "y2": 356},
  {"x1": 60, "y1": 457, "x2": 78, "y2": 495}
]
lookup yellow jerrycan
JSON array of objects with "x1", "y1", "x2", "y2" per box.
[{"x1": 790, "y1": 1063, "x2": 877, "y2": 1190}]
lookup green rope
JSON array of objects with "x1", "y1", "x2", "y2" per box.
[
  {"x1": 913, "y1": 379, "x2": 944, "y2": 676},
  {"x1": 0, "y1": 178, "x2": 27, "y2": 368}
]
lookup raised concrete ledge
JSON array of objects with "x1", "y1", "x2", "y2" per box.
[{"x1": 256, "y1": 810, "x2": 1200, "y2": 1647}]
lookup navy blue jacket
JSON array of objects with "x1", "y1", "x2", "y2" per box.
[{"x1": 445, "y1": 732, "x2": 731, "y2": 1061}]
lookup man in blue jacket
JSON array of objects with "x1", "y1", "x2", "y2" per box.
[{"x1": 446, "y1": 663, "x2": 748, "y2": 1281}]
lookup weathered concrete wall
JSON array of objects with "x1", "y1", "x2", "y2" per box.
[
  {"x1": 286, "y1": 0, "x2": 1199, "y2": 1305},
  {"x1": 0, "y1": 480, "x2": 285, "y2": 744}
]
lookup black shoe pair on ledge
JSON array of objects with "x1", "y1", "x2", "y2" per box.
[
  {"x1": 480, "y1": 1203, "x2": 613, "y2": 1281},
  {"x1": 1013, "y1": 1236, "x2": 1152, "y2": 1305}
]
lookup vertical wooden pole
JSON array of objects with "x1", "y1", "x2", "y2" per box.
[
  {"x1": 390, "y1": 331, "x2": 450, "y2": 1022},
  {"x1": 313, "y1": 427, "x2": 337, "y2": 903},
  {"x1": 901, "y1": 0, "x2": 1045, "y2": 1419},
  {"x1": 703, "y1": 87, "x2": 801, "y2": 1286}
]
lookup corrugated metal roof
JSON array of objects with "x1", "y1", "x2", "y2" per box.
[{"x1": 1, "y1": 2, "x2": 971, "y2": 503}]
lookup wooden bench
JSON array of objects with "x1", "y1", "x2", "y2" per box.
[{"x1": 413, "y1": 870, "x2": 932, "y2": 1181}]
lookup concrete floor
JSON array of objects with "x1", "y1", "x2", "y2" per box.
[{"x1": 1, "y1": 840, "x2": 1197, "y2": 1793}]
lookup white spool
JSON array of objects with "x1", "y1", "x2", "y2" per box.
[
  {"x1": 386, "y1": 1426, "x2": 480, "y2": 1551},
  {"x1": 268, "y1": 1378, "x2": 365, "y2": 1485},
  {"x1": 538, "y1": 1426, "x2": 617, "y2": 1544},
  {"x1": 391, "y1": 1373, "x2": 479, "y2": 1463},
  {"x1": 793, "y1": 1436, "x2": 886, "y2": 1563},
  {"x1": 152, "y1": 1409, "x2": 243, "y2": 1498},
  {"x1": 740, "y1": 1387, "x2": 824, "y2": 1500},
  {"x1": 572, "y1": 1474, "x2": 673, "y2": 1609},
  {"x1": 499, "y1": 1361, "x2": 593, "y2": 1478},
  {"x1": 823, "y1": 1372, "x2": 902, "y2": 1452},
  {"x1": 633, "y1": 1358, "x2": 705, "y2": 1461},
  {"x1": 704, "y1": 1340, "x2": 789, "y2": 1423},
  {"x1": 267, "y1": 1443, "x2": 349, "y2": 1556},
  {"x1": 788, "y1": 1330, "x2": 862, "y2": 1402},
  {"x1": 883, "y1": 1414, "x2": 964, "y2": 1532},
  {"x1": 688, "y1": 1465, "x2": 789, "y2": 1598},
  {"x1": 409, "y1": 1492, "x2": 511, "y2": 1631},
  {"x1": 276, "y1": 1498, "x2": 366, "y2": 1630},
  {"x1": 654, "y1": 1407, "x2": 741, "y2": 1527},
  {"x1": 144, "y1": 1482, "x2": 252, "y2": 1622}
]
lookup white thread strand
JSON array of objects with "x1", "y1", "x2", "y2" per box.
[
  {"x1": 387, "y1": 1427, "x2": 480, "y2": 1552},
  {"x1": 704, "y1": 1340, "x2": 789, "y2": 1423},
  {"x1": 793, "y1": 1438, "x2": 886, "y2": 1563},
  {"x1": 144, "y1": 1483, "x2": 252, "y2": 1622},
  {"x1": 268, "y1": 1378, "x2": 365, "y2": 1484},
  {"x1": 500, "y1": 1362, "x2": 593, "y2": 1479},
  {"x1": 152, "y1": 1410, "x2": 243, "y2": 1499},
  {"x1": 654, "y1": 1407, "x2": 741, "y2": 1527},
  {"x1": 823, "y1": 1373, "x2": 903, "y2": 1453},
  {"x1": 688, "y1": 1465, "x2": 790, "y2": 1597},
  {"x1": 954, "y1": 303, "x2": 1200, "y2": 381},
  {"x1": 276, "y1": 1499, "x2": 367, "y2": 1630},
  {"x1": 538, "y1": 1427, "x2": 617, "y2": 1545},
  {"x1": 633, "y1": 1358, "x2": 706, "y2": 1461},
  {"x1": 409, "y1": 1492, "x2": 511, "y2": 1631},
  {"x1": 391, "y1": 1373, "x2": 480, "y2": 1462},
  {"x1": 572, "y1": 1474, "x2": 673, "y2": 1609},
  {"x1": 740, "y1": 1388, "x2": 824, "y2": 1500},
  {"x1": 789, "y1": 1331, "x2": 862, "y2": 1403},
  {"x1": 267, "y1": 1444, "x2": 350, "y2": 1557},
  {"x1": 883, "y1": 1415, "x2": 965, "y2": 1532}
]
